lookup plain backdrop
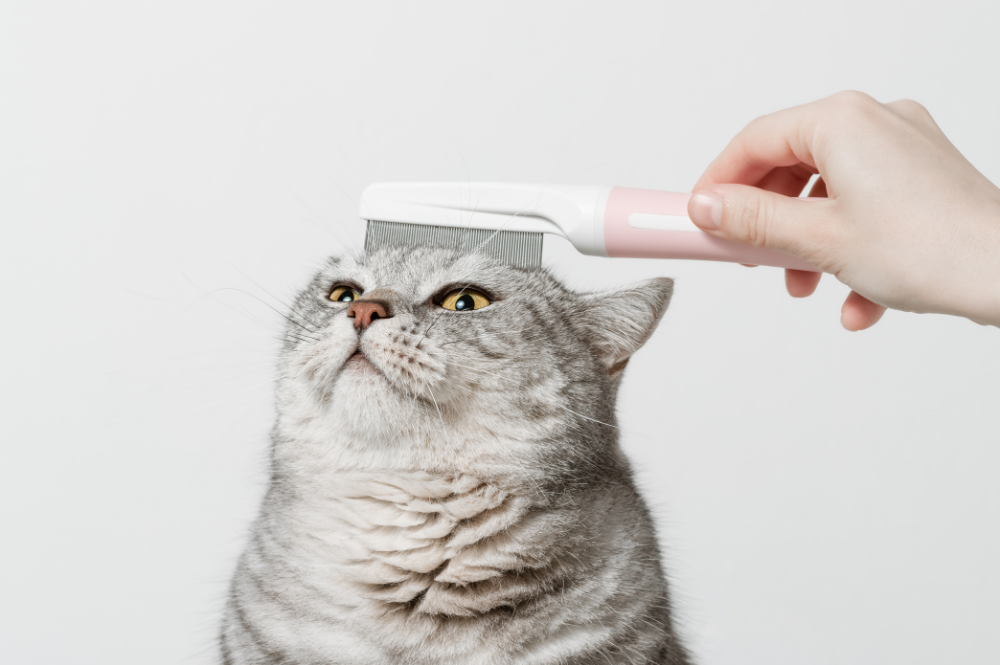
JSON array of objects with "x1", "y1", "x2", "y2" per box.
[{"x1": 2, "y1": 2, "x2": 999, "y2": 664}]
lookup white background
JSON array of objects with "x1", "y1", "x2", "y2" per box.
[{"x1": 2, "y1": 2, "x2": 998, "y2": 664}]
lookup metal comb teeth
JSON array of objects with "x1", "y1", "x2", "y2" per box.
[{"x1": 364, "y1": 220, "x2": 543, "y2": 269}]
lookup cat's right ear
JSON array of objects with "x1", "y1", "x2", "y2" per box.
[{"x1": 570, "y1": 277, "x2": 673, "y2": 376}]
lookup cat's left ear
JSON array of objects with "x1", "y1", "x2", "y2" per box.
[{"x1": 571, "y1": 277, "x2": 673, "y2": 376}]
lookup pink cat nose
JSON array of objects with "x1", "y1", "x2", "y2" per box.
[{"x1": 347, "y1": 301, "x2": 391, "y2": 331}]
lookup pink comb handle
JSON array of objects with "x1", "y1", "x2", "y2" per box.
[{"x1": 602, "y1": 187, "x2": 819, "y2": 271}]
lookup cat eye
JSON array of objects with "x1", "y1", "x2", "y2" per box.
[
  {"x1": 329, "y1": 285, "x2": 362, "y2": 303},
  {"x1": 440, "y1": 288, "x2": 491, "y2": 312}
]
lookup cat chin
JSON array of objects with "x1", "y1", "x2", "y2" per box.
[
  {"x1": 332, "y1": 359, "x2": 389, "y2": 398},
  {"x1": 343, "y1": 351, "x2": 377, "y2": 373}
]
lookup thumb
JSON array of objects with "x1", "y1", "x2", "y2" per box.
[{"x1": 688, "y1": 185, "x2": 836, "y2": 259}]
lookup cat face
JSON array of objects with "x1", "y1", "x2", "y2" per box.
[{"x1": 277, "y1": 246, "x2": 672, "y2": 463}]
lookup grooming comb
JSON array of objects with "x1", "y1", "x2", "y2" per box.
[{"x1": 360, "y1": 182, "x2": 818, "y2": 271}]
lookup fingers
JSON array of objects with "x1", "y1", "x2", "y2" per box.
[
  {"x1": 785, "y1": 269, "x2": 821, "y2": 297},
  {"x1": 755, "y1": 164, "x2": 818, "y2": 197},
  {"x1": 688, "y1": 184, "x2": 837, "y2": 259},
  {"x1": 841, "y1": 291, "x2": 887, "y2": 331},
  {"x1": 780, "y1": 177, "x2": 828, "y2": 296},
  {"x1": 693, "y1": 91, "x2": 891, "y2": 193},
  {"x1": 688, "y1": 91, "x2": 994, "y2": 329},
  {"x1": 692, "y1": 100, "x2": 822, "y2": 191}
]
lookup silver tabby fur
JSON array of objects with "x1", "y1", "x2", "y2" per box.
[{"x1": 221, "y1": 246, "x2": 690, "y2": 665}]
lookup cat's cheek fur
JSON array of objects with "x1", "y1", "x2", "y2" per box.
[{"x1": 287, "y1": 311, "x2": 357, "y2": 394}]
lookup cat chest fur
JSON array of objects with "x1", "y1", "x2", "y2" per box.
[
  {"x1": 297, "y1": 471, "x2": 541, "y2": 615},
  {"x1": 228, "y1": 469, "x2": 603, "y2": 664}
]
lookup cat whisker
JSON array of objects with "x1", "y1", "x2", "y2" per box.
[
  {"x1": 183, "y1": 275, "x2": 321, "y2": 342},
  {"x1": 552, "y1": 403, "x2": 619, "y2": 431},
  {"x1": 419, "y1": 376, "x2": 446, "y2": 428},
  {"x1": 183, "y1": 357, "x2": 283, "y2": 371},
  {"x1": 104, "y1": 350, "x2": 284, "y2": 427},
  {"x1": 440, "y1": 353, "x2": 659, "y2": 441},
  {"x1": 285, "y1": 184, "x2": 361, "y2": 255},
  {"x1": 442, "y1": 361, "x2": 622, "y2": 432},
  {"x1": 107, "y1": 372, "x2": 290, "y2": 427},
  {"x1": 232, "y1": 267, "x2": 325, "y2": 333},
  {"x1": 195, "y1": 302, "x2": 300, "y2": 342},
  {"x1": 106, "y1": 349, "x2": 280, "y2": 375},
  {"x1": 433, "y1": 375, "x2": 475, "y2": 398},
  {"x1": 158, "y1": 365, "x2": 284, "y2": 391},
  {"x1": 595, "y1": 647, "x2": 617, "y2": 665},
  {"x1": 206, "y1": 286, "x2": 323, "y2": 337}
]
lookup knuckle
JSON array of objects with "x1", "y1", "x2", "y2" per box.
[
  {"x1": 887, "y1": 98, "x2": 933, "y2": 123},
  {"x1": 731, "y1": 195, "x2": 772, "y2": 247},
  {"x1": 814, "y1": 91, "x2": 883, "y2": 140},
  {"x1": 829, "y1": 90, "x2": 880, "y2": 121},
  {"x1": 889, "y1": 98, "x2": 925, "y2": 113},
  {"x1": 742, "y1": 112, "x2": 771, "y2": 135},
  {"x1": 831, "y1": 89, "x2": 876, "y2": 109}
]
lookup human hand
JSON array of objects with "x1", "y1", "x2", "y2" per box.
[{"x1": 687, "y1": 91, "x2": 1000, "y2": 330}]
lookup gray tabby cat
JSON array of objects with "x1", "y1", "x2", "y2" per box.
[{"x1": 222, "y1": 245, "x2": 690, "y2": 665}]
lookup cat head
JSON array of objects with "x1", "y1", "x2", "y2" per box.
[{"x1": 275, "y1": 246, "x2": 672, "y2": 473}]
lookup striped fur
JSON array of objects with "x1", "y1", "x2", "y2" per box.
[{"x1": 221, "y1": 247, "x2": 689, "y2": 664}]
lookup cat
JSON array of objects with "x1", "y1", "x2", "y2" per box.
[{"x1": 221, "y1": 244, "x2": 690, "y2": 665}]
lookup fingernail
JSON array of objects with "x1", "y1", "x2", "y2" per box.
[{"x1": 689, "y1": 192, "x2": 722, "y2": 230}]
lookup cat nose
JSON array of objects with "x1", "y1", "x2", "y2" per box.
[{"x1": 347, "y1": 300, "x2": 392, "y2": 331}]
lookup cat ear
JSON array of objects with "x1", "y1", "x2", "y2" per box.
[{"x1": 571, "y1": 277, "x2": 673, "y2": 376}]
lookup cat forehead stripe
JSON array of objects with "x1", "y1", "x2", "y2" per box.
[{"x1": 364, "y1": 220, "x2": 543, "y2": 269}]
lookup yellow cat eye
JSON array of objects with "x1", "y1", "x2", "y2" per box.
[
  {"x1": 440, "y1": 289, "x2": 491, "y2": 312},
  {"x1": 329, "y1": 285, "x2": 361, "y2": 303}
]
